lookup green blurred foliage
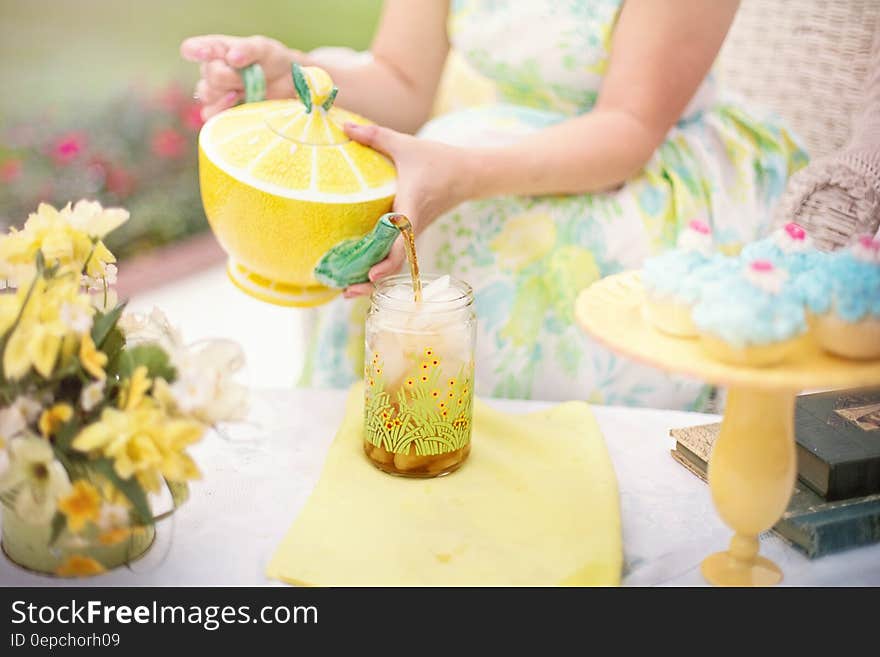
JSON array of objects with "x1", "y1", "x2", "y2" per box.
[{"x1": 0, "y1": 0, "x2": 382, "y2": 119}]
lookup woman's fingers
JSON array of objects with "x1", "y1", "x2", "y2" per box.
[
  {"x1": 180, "y1": 35, "x2": 232, "y2": 62},
  {"x1": 344, "y1": 122, "x2": 404, "y2": 158},
  {"x1": 368, "y1": 237, "x2": 406, "y2": 282},
  {"x1": 194, "y1": 79, "x2": 222, "y2": 105},
  {"x1": 201, "y1": 60, "x2": 244, "y2": 90},
  {"x1": 343, "y1": 235, "x2": 407, "y2": 298},
  {"x1": 343, "y1": 283, "x2": 374, "y2": 298},
  {"x1": 200, "y1": 91, "x2": 241, "y2": 120},
  {"x1": 225, "y1": 35, "x2": 274, "y2": 68}
]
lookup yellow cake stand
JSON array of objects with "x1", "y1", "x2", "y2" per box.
[{"x1": 575, "y1": 271, "x2": 880, "y2": 586}]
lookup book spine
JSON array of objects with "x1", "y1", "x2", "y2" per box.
[
  {"x1": 776, "y1": 512, "x2": 880, "y2": 558},
  {"x1": 826, "y1": 460, "x2": 880, "y2": 502}
]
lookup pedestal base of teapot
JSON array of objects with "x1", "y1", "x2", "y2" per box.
[{"x1": 227, "y1": 259, "x2": 340, "y2": 308}]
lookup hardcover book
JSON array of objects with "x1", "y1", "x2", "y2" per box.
[
  {"x1": 795, "y1": 389, "x2": 880, "y2": 501},
  {"x1": 670, "y1": 422, "x2": 880, "y2": 559}
]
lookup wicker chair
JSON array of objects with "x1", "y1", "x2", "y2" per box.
[{"x1": 717, "y1": 0, "x2": 880, "y2": 248}]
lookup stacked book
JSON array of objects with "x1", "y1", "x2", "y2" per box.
[{"x1": 671, "y1": 388, "x2": 880, "y2": 558}]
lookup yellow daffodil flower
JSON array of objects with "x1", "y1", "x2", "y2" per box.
[
  {"x1": 118, "y1": 366, "x2": 151, "y2": 410},
  {"x1": 0, "y1": 437, "x2": 72, "y2": 523},
  {"x1": 79, "y1": 333, "x2": 107, "y2": 380},
  {"x1": 84, "y1": 240, "x2": 116, "y2": 281},
  {"x1": 55, "y1": 554, "x2": 105, "y2": 577},
  {"x1": 0, "y1": 201, "x2": 126, "y2": 288},
  {"x1": 2, "y1": 276, "x2": 93, "y2": 380},
  {"x1": 63, "y1": 200, "x2": 129, "y2": 239},
  {"x1": 57, "y1": 479, "x2": 102, "y2": 533},
  {"x1": 98, "y1": 527, "x2": 132, "y2": 546},
  {"x1": 38, "y1": 403, "x2": 74, "y2": 438},
  {"x1": 72, "y1": 405, "x2": 204, "y2": 492}
]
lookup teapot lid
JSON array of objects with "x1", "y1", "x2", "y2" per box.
[{"x1": 199, "y1": 64, "x2": 396, "y2": 202}]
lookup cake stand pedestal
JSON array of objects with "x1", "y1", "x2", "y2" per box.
[{"x1": 575, "y1": 272, "x2": 880, "y2": 586}]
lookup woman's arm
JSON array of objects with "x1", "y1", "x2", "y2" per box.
[
  {"x1": 318, "y1": 0, "x2": 451, "y2": 132},
  {"x1": 466, "y1": 0, "x2": 740, "y2": 197},
  {"x1": 181, "y1": 0, "x2": 450, "y2": 132},
  {"x1": 342, "y1": 0, "x2": 741, "y2": 293}
]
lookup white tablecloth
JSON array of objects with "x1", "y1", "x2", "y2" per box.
[{"x1": 2, "y1": 388, "x2": 878, "y2": 587}]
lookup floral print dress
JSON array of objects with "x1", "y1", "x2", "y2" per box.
[{"x1": 301, "y1": 0, "x2": 807, "y2": 408}]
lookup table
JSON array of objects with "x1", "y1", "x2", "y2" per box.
[{"x1": 2, "y1": 388, "x2": 878, "y2": 586}]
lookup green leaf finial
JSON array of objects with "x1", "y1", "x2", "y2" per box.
[{"x1": 292, "y1": 62, "x2": 313, "y2": 113}]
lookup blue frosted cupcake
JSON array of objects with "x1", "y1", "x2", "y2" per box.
[
  {"x1": 692, "y1": 259, "x2": 808, "y2": 366},
  {"x1": 643, "y1": 220, "x2": 732, "y2": 337},
  {"x1": 741, "y1": 222, "x2": 822, "y2": 274},
  {"x1": 809, "y1": 236, "x2": 880, "y2": 360}
]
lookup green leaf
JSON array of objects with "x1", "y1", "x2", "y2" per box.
[
  {"x1": 53, "y1": 416, "x2": 82, "y2": 451},
  {"x1": 90, "y1": 459, "x2": 154, "y2": 526},
  {"x1": 116, "y1": 344, "x2": 176, "y2": 381},
  {"x1": 292, "y1": 62, "x2": 313, "y2": 113},
  {"x1": 153, "y1": 480, "x2": 190, "y2": 522},
  {"x1": 90, "y1": 301, "x2": 127, "y2": 348},
  {"x1": 48, "y1": 512, "x2": 67, "y2": 546},
  {"x1": 321, "y1": 87, "x2": 338, "y2": 111},
  {"x1": 102, "y1": 326, "x2": 125, "y2": 374}
]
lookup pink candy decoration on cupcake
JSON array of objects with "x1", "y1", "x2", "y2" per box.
[
  {"x1": 852, "y1": 235, "x2": 880, "y2": 263},
  {"x1": 676, "y1": 218, "x2": 714, "y2": 256},
  {"x1": 690, "y1": 219, "x2": 711, "y2": 235},
  {"x1": 784, "y1": 222, "x2": 806, "y2": 241},
  {"x1": 744, "y1": 259, "x2": 789, "y2": 294},
  {"x1": 773, "y1": 221, "x2": 812, "y2": 253}
]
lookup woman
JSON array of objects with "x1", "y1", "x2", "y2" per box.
[{"x1": 182, "y1": 0, "x2": 806, "y2": 407}]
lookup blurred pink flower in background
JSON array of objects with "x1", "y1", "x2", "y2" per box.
[
  {"x1": 105, "y1": 166, "x2": 136, "y2": 198},
  {"x1": 0, "y1": 159, "x2": 22, "y2": 183},
  {"x1": 181, "y1": 103, "x2": 204, "y2": 131},
  {"x1": 51, "y1": 132, "x2": 87, "y2": 165},
  {"x1": 151, "y1": 128, "x2": 186, "y2": 159},
  {"x1": 157, "y1": 82, "x2": 187, "y2": 112},
  {"x1": 1, "y1": 80, "x2": 206, "y2": 261}
]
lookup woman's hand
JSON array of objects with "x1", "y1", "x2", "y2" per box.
[
  {"x1": 341, "y1": 123, "x2": 474, "y2": 298},
  {"x1": 181, "y1": 35, "x2": 300, "y2": 120}
]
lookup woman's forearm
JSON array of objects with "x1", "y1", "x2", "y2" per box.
[
  {"x1": 463, "y1": 109, "x2": 664, "y2": 199},
  {"x1": 290, "y1": 0, "x2": 449, "y2": 133}
]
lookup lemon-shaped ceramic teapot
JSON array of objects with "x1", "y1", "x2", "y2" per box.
[{"x1": 198, "y1": 63, "x2": 399, "y2": 306}]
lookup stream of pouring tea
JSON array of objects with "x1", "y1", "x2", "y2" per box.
[{"x1": 388, "y1": 213, "x2": 422, "y2": 302}]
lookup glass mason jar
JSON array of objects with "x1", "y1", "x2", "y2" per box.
[{"x1": 364, "y1": 274, "x2": 476, "y2": 477}]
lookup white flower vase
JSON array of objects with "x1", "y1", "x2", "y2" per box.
[{"x1": 2, "y1": 508, "x2": 154, "y2": 578}]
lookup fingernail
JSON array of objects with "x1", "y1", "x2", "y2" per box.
[
  {"x1": 224, "y1": 91, "x2": 238, "y2": 103},
  {"x1": 344, "y1": 122, "x2": 360, "y2": 131},
  {"x1": 228, "y1": 49, "x2": 244, "y2": 65}
]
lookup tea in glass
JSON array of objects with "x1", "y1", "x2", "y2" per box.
[{"x1": 364, "y1": 274, "x2": 476, "y2": 477}]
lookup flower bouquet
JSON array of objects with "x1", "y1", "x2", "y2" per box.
[{"x1": 0, "y1": 200, "x2": 246, "y2": 577}]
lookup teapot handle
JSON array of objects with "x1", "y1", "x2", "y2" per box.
[{"x1": 239, "y1": 63, "x2": 267, "y2": 103}]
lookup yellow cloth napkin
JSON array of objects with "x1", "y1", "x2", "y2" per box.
[{"x1": 267, "y1": 383, "x2": 622, "y2": 586}]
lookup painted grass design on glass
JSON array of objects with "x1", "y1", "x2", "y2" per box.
[{"x1": 365, "y1": 351, "x2": 473, "y2": 456}]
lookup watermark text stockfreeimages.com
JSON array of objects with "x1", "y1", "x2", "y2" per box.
[{"x1": 10, "y1": 598, "x2": 317, "y2": 632}]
